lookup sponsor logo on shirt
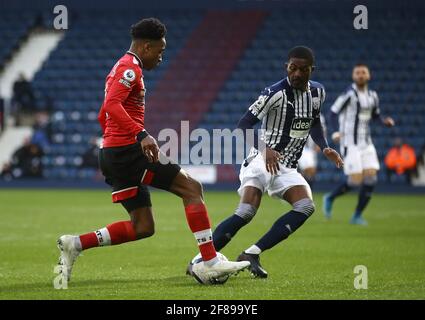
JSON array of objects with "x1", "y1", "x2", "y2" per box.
[
  {"x1": 289, "y1": 117, "x2": 313, "y2": 138},
  {"x1": 359, "y1": 108, "x2": 372, "y2": 121},
  {"x1": 119, "y1": 78, "x2": 131, "y2": 88}
]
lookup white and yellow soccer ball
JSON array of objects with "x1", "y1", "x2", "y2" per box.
[{"x1": 188, "y1": 252, "x2": 230, "y2": 285}]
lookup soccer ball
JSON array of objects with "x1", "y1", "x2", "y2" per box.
[{"x1": 188, "y1": 252, "x2": 230, "y2": 285}]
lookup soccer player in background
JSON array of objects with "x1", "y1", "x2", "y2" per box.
[
  {"x1": 57, "y1": 18, "x2": 249, "y2": 283},
  {"x1": 323, "y1": 64, "x2": 395, "y2": 225},
  {"x1": 204, "y1": 47, "x2": 344, "y2": 278}
]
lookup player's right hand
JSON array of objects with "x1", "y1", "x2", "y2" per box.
[
  {"x1": 331, "y1": 132, "x2": 341, "y2": 144},
  {"x1": 323, "y1": 147, "x2": 344, "y2": 169},
  {"x1": 263, "y1": 147, "x2": 282, "y2": 175},
  {"x1": 141, "y1": 135, "x2": 160, "y2": 163}
]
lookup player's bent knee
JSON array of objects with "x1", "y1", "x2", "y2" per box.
[
  {"x1": 182, "y1": 176, "x2": 204, "y2": 201},
  {"x1": 348, "y1": 175, "x2": 363, "y2": 187},
  {"x1": 130, "y1": 215, "x2": 155, "y2": 239},
  {"x1": 134, "y1": 223, "x2": 155, "y2": 239},
  {"x1": 141, "y1": 227, "x2": 155, "y2": 238},
  {"x1": 190, "y1": 177, "x2": 203, "y2": 194},
  {"x1": 234, "y1": 203, "x2": 257, "y2": 222},
  {"x1": 292, "y1": 198, "x2": 315, "y2": 217},
  {"x1": 363, "y1": 174, "x2": 377, "y2": 186}
]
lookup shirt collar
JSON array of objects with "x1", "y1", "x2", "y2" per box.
[
  {"x1": 126, "y1": 51, "x2": 143, "y2": 68},
  {"x1": 286, "y1": 77, "x2": 310, "y2": 92},
  {"x1": 352, "y1": 83, "x2": 368, "y2": 93}
]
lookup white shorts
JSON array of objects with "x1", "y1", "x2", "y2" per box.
[
  {"x1": 298, "y1": 148, "x2": 317, "y2": 170},
  {"x1": 342, "y1": 144, "x2": 380, "y2": 175},
  {"x1": 238, "y1": 153, "x2": 310, "y2": 199}
]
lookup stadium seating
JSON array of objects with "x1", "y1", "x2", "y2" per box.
[
  {"x1": 198, "y1": 7, "x2": 425, "y2": 183},
  {"x1": 3, "y1": 3, "x2": 423, "y2": 184},
  {"x1": 31, "y1": 11, "x2": 203, "y2": 179},
  {"x1": 146, "y1": 11, "x2": 266, "y2": 137},
  {"x1": 0, "y1": 13, "x2": 35, "y2": 69}
]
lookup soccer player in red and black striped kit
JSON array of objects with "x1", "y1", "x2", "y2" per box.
[{"x1": 57, "y1": 18, "x2": 249, "y2": 283}]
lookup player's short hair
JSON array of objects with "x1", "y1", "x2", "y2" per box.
[
  {"x1": 353, "y1": 63, "x2": 369, "y2": 69},
  {"x1": 288, "y1": 46, "x2": 315, "y2": 66},
  {"x1": 130, "y1": 18, "x2": 167, "y2": 41}
]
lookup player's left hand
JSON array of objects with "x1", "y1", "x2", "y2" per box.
[
  {"x1": 323, "y1": 147, "x2": 344, "y2": 169},
  {"x1": 383, "y1": 116, "x2": 395, "y2": 127}
]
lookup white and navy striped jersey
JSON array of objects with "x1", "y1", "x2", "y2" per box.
[
  {"x1": 331, "y1": 83, "x2": 380, "y2": 148},
  {"x1": 245, "y1": 77, "x2": 326, "y2": 168}
]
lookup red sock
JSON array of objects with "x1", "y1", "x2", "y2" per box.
[
  {"x1": 79, "y1": 221, "x2": 137, "y2": 250},
  {"x1": 106, "y1": 220, "x2": 137, "y2": 244},
  {"x1": 185, "y1": 203, "x2": 217, "y2": 262}
]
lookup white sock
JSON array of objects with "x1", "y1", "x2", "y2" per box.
[
  {"x1": 245, "y1": 245, "x2": 262, "y2": 255},
  {"x1": 73, "y1": 236, "x2": 82, "y2": 251},
  {"x1": 193, "y1": 228, "x2": 219, "y2": 267},
  {"x1": 94, "y1": 227, "x2": 111, "y2": 246}
]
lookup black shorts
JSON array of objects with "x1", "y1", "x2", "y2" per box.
[{"x1": 98, "y1": 143, "x2": 181, "y2": 212}]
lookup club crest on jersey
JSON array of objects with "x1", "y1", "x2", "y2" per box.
[
  {"x1": 312, "y1": 97, "x2": 320, "y2": 109},
  {"x1": 123, "y1": 69, "x2": 136, "y2": 82},
  {"x1": 289, "y1": 117, "x2": 313, "y2": 138}
]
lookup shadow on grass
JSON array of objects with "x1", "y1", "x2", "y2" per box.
[{"x1": 0, "y1": 275, "x2": 205, "y2": 296}]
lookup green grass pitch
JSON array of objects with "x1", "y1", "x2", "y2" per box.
[{"x1": 0, "y1": 189, "x2": 424, "y2": 299}]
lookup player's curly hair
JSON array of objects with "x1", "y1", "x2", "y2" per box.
[
  {"x1": 130, "y1": 18, "x2": 167, "y2": 40},
  {"x1": 288, "y1": 46, "x2": 315, "y2": 66}
]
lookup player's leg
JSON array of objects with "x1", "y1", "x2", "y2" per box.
[
  {"x1": 213, "y1": 154, "x2": 268, "y2": 251},
  {"x1": 168, "y1": 170, "x2": 250, "y2": 277},
  {"x1": 323, "y1": 146, "x2": 362, "y2": 218},
  {"x1": 168, "y1": 170, "x2": 216, "y2": 263},
  {"x1": 239, "y1": 185, "x2": 314, "y2": 278},
  {"x1": 212, "y1": 186, "x2": 262, "y2": 251},
  {"x1": 350, "y1": 169, "x2": 377, "y2": 225},
  {"x1": 77, "y1": 185, "x2": 153, "y2": 250},
  {"x1": 238, "y1": 168, "x2": 314, "y2": 278},
  {"x1": 248, "y1": 185, "x2": 314, "y2": 254},
  {"x1": 350, "y1": 145, "x2": 380, "y2": 225},
  {"x1": 57, "y1": 186, "x2": 152, "y2": 281},
  {"x1": 323, "y1": 173, "x2": 362, "y2": 219},
  {"x1": 69, "y1": 145, "x2": 153, "y2": 250}
]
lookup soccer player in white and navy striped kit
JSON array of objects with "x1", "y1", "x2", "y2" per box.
[
  {"x1": 210, "y1": 47, "x2": 344, "y2": 278},
  {"x1": 323, "y1": 64, "x2": 395, "y2": 225}
]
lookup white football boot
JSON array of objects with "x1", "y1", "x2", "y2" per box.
[
  {"x1": 57, "y1": 235, "x2": 81, "y2": 281},
  {"x1": 192, "y1": 259, "x2": 250, "y2": 284}
]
